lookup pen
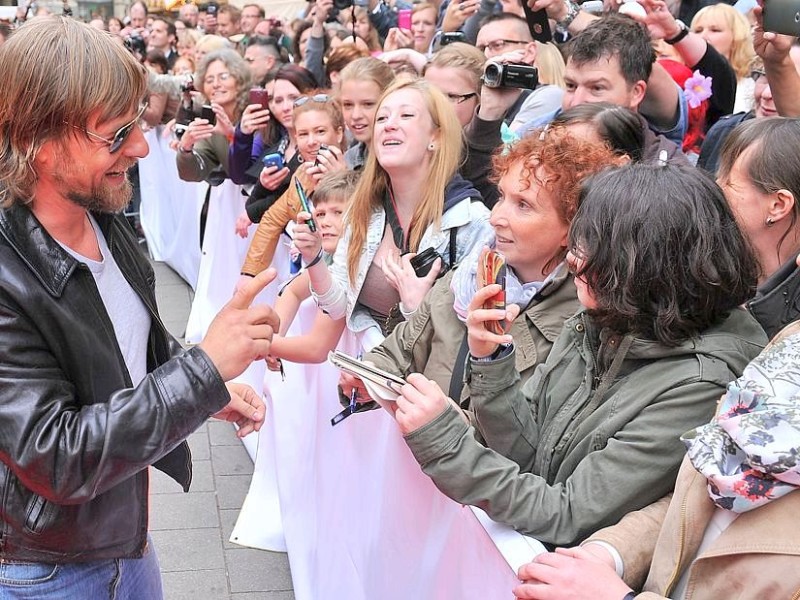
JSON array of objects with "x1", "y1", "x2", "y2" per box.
[{"x1": 348, "y1": 353, "x2": 363, "y2": 413}]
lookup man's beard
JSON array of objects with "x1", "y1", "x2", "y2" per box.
[{"x1": 66, "y1": 173, "x2": 133, "y2": 214}]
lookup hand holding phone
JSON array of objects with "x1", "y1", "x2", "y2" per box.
[
  {"x1": 294, "y1": 178, "x2": 316, "y2": 232},
  {"x1": 201, "y1": 104, "x2": 217, "y2": 126},
  {"x1": 477, "y1": 247, "x2": 507, "y2": 336},
  {"x1": 397, "y1": 8, "x2": 412, "y2": 30},
  {"x1": 262, "y1": 152, "x2": 284, "y2": 170}
]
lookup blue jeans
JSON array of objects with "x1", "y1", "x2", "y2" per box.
[{"x1": 0, "y1": 536, "x2": 162, "y2": 599}]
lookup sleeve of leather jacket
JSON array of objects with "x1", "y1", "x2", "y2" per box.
[
  {"x1": 584, "y1": 494, "x2": 672, "y2": 591},
  {"x1": 404, "y1": 374, "x2": 722, "y2": 545},
  {"x1": 0, "y1": 299, "x2": 230, "y2": 504},
  {"x1": 241, "y1": 183, "x2": 299, "y2": 276}
]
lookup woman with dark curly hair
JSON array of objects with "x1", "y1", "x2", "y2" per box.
[{"x1": 390, "y1": 162, "x2": 768, "y2": 547}]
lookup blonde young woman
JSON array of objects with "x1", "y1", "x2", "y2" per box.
[
  {"x1": 238, "y1": 93, "x2": 346, "y2": 285},
  {"x1": 337, "y1": 57, "x2": 396, "y2": 170},
  {"x1": 691, "y1": 3, "x2": 756, "y2": 113},
  {"x1": 295, "y1": 78, "x2": 494, "y2": 342}
]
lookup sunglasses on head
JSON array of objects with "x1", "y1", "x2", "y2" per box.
[
  {"x1": 81, "y1": 103, "x2": 148, "y2": 153},
  {"x1": 293, "y1": 94, "x2": 330, "y2": 107}
]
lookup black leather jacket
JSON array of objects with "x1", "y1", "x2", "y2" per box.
[{"x1": 0, "y1": 203, "x2": 230, "y2": 563}]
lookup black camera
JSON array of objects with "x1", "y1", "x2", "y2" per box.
[
  {"x1": 409, "y1": 247, "x2": 450, "y2": 279},
  {"x1": 440, "y1": 31, "x2": 466, "y2": 46},
  {"x1": 123, "y1": 32, "x2": 147, "y2": 58},
  {"x1": 180, "y1": 75, "x2": 195, "y2": 94},
  {"x1": 206, "y1": 1, "x2": 218, "y2": 16},
  {"x1": 483, "y1": 63, "x2": 539, "y2": 90}
]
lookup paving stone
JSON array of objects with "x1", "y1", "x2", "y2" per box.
[
  {"x1": 215, "y1": 474, "x2": 251, "y2": 510},
  {"x1": 211, "y1": 445, "x2": 254, "y2": 476},
  {"x1": 150, "y1": 528, "x2": 225, "y2": 572},
  {"x1": 225, "y1": 548, "x2": 294, "y2": 593},
  {"x1": 208, "y1": 421, "x2": 243, "y2": 446},
  {"x1": 231, "y1": 593, "x2": 295, "y2": 600},
  {"x1": 149, "y1": 491, "x2": 220, "y2": 531},
  {"x1": 161, "y1": 568, "x2": 230, "y2": 600},
  {"x1": 219, "y1": 509, "x2": 240, "y2": 549},
  {"x1": 187, "y1": 428, "x2": 211, "y2": 461}
]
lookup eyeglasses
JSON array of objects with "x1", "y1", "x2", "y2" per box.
[
  {"x1": 293, "y1": 94, "x2": 331, "y2": 107},
  {"x1": 750, "y1": 69, "x2": 767, "y2": 83},
  {"x1": 446, "y1": 92, "x2": 478, "y2": 105},
  {"x1": 81, "y1": 103, "x2": 148, "y2": 154},
  {"x1": 203, "y1": 72, "x2": 233, "y2": 86},
  {"x1": 477, "y1": 39, "x2": 528, "y2": 53}
]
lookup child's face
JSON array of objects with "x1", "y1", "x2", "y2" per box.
[{"x1": 314, "y1": 195, "x2": 347, "y2": 254}]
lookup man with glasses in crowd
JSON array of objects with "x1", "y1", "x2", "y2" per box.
[{"x1": 0, "y1": 16, "x2": 279, "y2": 598}]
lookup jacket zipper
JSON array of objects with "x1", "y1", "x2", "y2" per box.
[{"x1": 663, "y1": 480, "x2": 691, "y2": 595}]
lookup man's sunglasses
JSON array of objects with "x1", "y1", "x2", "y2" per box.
[{"x1": 80, "y1": 103, "x2": 148, "y2": 153}]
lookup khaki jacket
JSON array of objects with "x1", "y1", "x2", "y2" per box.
[
  {"x1": 366, "y1": 266, "x2": 579, "y2": 404},
  {"x1": 404, "y1": 309, "x2": 766, "y2": 545},
  {"x1": 241, "y1": 171, "x2": 314, "y2": 276},
  {"x1": 589, "y1": 457, "x2": 800, "y2": 600}
]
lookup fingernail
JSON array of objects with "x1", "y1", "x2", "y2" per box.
[{"x1": 252, "y1": 411, "x2": 263, "y2": 420}]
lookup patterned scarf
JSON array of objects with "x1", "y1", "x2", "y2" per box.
[{"x1": 682, "y1": 331, "x2": 800, "y2": 513}]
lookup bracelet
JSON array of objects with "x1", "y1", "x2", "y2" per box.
[
  {"x1": 555, "y1": 0, "x2": 580, "y2": 33},
  {"x1": 665, "y1": 20, "x2": 689, "y2": 45},
  {"x1": 179, "y1": 144, "x2": 193, "y2": 154},
  {"x1": 303, "y1": 249, "x2": 323, "y2": 269},
  {"x1": 399, "y1": 302, "x2": 417, "y2": 319}
]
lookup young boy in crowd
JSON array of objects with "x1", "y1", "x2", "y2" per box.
[{"x1": 267, "y1": 170, "x2": 358, "y2": 363}]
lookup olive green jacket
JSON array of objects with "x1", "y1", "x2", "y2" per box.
[
  {"x1": 366, "y1": 267, "x2": 579, "y2": 405},
  {"x1": 404, "y1": 308, "x2": 767, "y2": 546}
]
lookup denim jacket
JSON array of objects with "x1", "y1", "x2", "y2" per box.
[{"x1": 312, "y1": 182, "x2": 493, "y2": 336}]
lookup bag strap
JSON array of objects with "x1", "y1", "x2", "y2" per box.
[{"x1": 448, "y1": 332, "x2": 470, "y2": 404}]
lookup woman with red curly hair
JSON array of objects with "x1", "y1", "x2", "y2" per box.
[{"x1": 363, "y1": 128, "x2": 622, "y2": 414}]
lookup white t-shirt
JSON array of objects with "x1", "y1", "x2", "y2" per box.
[{"x1": 59, "y1": 216, "x2": 151, "y2": 386}]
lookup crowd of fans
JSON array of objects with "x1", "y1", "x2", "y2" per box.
[{"x1": 4, "y1": 0, "x2": 800, "y2": 596}]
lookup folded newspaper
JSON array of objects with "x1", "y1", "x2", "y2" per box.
[{"x1": 328, "y1": 351, "x2": 406, "y2": 403}]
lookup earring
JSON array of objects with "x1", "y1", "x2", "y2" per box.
[
  {"x1": 766, "y1": 217, "x2": 775, "y2": 227},
  {"x1": 428, "y1": 143, "x2": 435, "y2": 151}
]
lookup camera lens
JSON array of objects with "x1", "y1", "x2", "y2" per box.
[{"x1": 483, "y1": 63, "x2": 502, "y2": 88}]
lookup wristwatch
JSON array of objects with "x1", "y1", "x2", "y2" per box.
[
  {"x1": 555, "y1": 0, "x2": 580, "y2": 34},
  {"x1": 665, "y1": 19, "x2": 689, "y2": 45}
]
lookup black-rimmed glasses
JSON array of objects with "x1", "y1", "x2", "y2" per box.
[
  {"x1": 477, "y1": 39, "x2": 528, "y2": 53},
  {"x1": 293, "y1": 94, "x2": 331, "y2": 107},
  {"x1": 81, "y1": 103, "x2": 148, "y2": 153}
]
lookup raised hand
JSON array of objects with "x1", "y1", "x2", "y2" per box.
[{"x1": 200, "y1": 268, "x2": 281, "y2": 381}]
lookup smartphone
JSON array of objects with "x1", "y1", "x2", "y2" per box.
[
  {"x1": 262, "y1": 152, "x2": 284, "y2": 170},
  {"x1": 477, "y1": 248, "x2": 507, "y2": 336},
  {"x1": 521, "y1": 0, "x2": 552, "y2": 43},
  {"x1": 763, "y1": 0, "x2": 800, "y2": 36},
  {"x1": 294, "y1": 178, "x2": 316, "y2": 232},
  {"x1": 397, "y1": 8, "x2": 412, "y2": 31},
  {"x1": 314, "y1": 144, "x2": 329, "y2": 167},
  {"x1": 201, "y1": 104, "x2": 216, "y2": 126},
  {"x1": 248, "y1": 87, "x2": 270, "y2": 110}
]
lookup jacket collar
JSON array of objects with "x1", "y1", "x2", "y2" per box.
[{"x1": 0, "y1": 202, "x2": 115, "y2": 298}]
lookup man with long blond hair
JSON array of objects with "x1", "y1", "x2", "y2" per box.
[{"x1": 0, "y1": 16, "x2": 278, "y2": 597}]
